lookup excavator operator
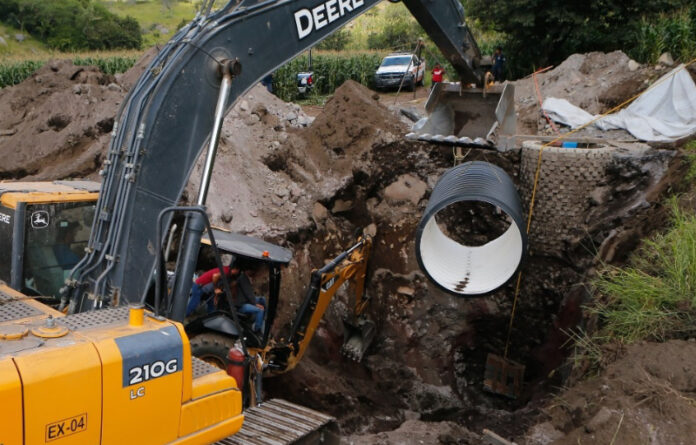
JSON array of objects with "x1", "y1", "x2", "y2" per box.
[
  {"x1": 235, "y1": 265, "x2": 266, "y2": 333},
  {"x1": 186, "y1": 261, "x2": 240, "y2": 316}
]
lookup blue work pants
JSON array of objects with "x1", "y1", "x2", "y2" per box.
[{"x1": 239, "y1": 297, "x2": 266, "y2": 332}]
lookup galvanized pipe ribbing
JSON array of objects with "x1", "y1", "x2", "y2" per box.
[{"x1": 415, "y1": 161, "x2": 527, "y2": 296}]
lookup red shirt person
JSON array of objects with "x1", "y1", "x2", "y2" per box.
[
  {"x1": 431, "y1": 63, "x2": 445, "y2": 84},
  {"x1": 195, "y1": 266, "x2": 231, "y2": 286},
  {"x1": 186, "y1": 265, "x2": 239, "y2": 315}
]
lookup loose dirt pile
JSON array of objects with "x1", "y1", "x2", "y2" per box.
[
  {"x1": 345, "y1": 419, "x2": 481, "y2": 445},
  {"x1": 514, "y1": 51, "x2": 667, "y2": 136},
  {"x1": 185, "y1": 80, "x2": 405, "y2": 238},
  {"x1": 526, "y1": 340, "x2": 696, "y2": 444},
  {"x1": 0, "y1": 60, "x2": 122, "y2": 180}
]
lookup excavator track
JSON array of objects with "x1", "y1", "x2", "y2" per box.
[{"x1": 216, "y1": 399, "x2": 340, "y2": 445}]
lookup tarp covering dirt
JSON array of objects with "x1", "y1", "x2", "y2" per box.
[
  {"x1": 514, "y1": 51, "x2": 670, "y2": 138},
  {"x1": 542, "y1": 65, "x2": 696, "y2": 141}
]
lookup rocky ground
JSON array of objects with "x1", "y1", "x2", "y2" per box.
[{"x1": 0, "y1": 49, "x2": 695, "y2": 444}]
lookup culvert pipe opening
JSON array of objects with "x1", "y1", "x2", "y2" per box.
[{"x1": 415, "y1": 161, "x2": 527, "y2": 296}]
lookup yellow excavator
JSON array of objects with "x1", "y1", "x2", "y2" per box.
[
  {"x1": 0, "y1": 186, "x2": 373, "y2": 443},
  {"x1": 1, "y1": 0, "x2": 501, "y2": 443}
]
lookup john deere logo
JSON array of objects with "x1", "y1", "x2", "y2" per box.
[{"x1": 31, "y1": 211, "x2": 49, "y2": 229}]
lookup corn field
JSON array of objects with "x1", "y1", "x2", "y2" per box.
[
  {"x1": 0, "y1": 56, "x2": 137, "y2": 88},
  {"x1": 273, "y1": 51, "x2": 385, "y2": 102},
  {"x1": 629, "y1": 7, "x2": 696, "y2": 64},
  {"x1": 72, "y1": 56, "x2": 138, "y2": 75},
  {"x1": 0, "y1": 60, "x2": 45, "y2": 88}
]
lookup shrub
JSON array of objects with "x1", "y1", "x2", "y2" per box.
[
  {"x1": 366, "y1": 6, "x2": 422, "y2": 51},
  {"x1": 629, "y1": 7, "x2": 696, "y2": 64},
  {"x1": 0, "y1": 0, "x2": 142, "y2": 51},
  {"x1": 465, "y1": 0, "x2": 695, "y2": 77},
  {"x1": 317, "y1": 29, "x2": 351, "y2": 52}
]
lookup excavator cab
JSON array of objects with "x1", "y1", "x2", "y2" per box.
[
  {"x1": 0, "y1": 181, "x2": 99, "y2": 301},
  {"x1": 185, "y1": 229, "x2": 293, "y2": 354}
]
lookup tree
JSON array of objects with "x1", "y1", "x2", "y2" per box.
[
  {"x1": 317, "y1": 28, "x2": 351, "y2": 51},
  {"x1": 367, "y1": 5, "x2": 423, "y2": 51},
  {"x1": 464, "y1": 0, "x2": 691, "y2": 77},
  {"x1": 0, "y1": 0, "x2": 142, "y2": 51}
]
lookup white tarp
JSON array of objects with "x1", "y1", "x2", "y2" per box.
[{"x1": 542, "y1": 65, "x2": 696, "y2": 142}]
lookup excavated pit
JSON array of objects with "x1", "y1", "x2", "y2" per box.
[
  {"x1": 0, "y1": 50, "x2": 689, "y2": 443},
  {"x1": 259, "y1": 140, "x2": 677, "y2": 441}
]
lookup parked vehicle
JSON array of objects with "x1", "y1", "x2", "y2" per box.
[
  {"x1": 374, "y1": 52, "x2": 425, "y2": 91},
  {"x1": 297, "y1": 71, "x2": 313, "y2": 96},
  {"x1": 297, "y1": 48, "x2": 314, "y2": 97}
]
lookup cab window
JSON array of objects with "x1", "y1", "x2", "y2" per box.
[{"x1": 22, "y1": 202, "x2": 95, "y2": 297}]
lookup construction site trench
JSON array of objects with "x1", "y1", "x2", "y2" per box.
[{"x1": 1, "y1": 50, "x2": 694, "y2": 443}]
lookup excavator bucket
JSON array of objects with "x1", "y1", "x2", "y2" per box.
[
  {"x1": 341, "y1": 317, "x2": 376, "y2": 362},
  {"x1": 407, "y1": 82, "x2": 517, "y2": 150}
]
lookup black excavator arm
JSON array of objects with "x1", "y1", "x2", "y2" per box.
[
  {"x1": 402, "y1": 0, "x2": 485, "y2": 85},
  {"x1": 64, "y1": 0, "x2": 486, "y2": 318}
]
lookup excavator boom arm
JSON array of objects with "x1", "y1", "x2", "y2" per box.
[{"x1": 402, "y1": 0, "x2": 483, "y2": 85}]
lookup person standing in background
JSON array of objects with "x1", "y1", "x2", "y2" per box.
[
  {"x1": 492, "y1": 46, "x2": 506, "y2": 82},
  {"x1": 431, "y1": 63, "x2": 445, "y2": 89}
]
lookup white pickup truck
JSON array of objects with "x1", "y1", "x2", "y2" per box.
[{"x1": 373, "y1": 52, "x2": 426, "y2": 91}]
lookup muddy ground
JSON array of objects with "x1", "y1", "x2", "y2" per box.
[{"x1": 0, "y1": 50, "x2": 694, "y2": 444}]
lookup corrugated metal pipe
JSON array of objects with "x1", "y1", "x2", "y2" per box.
[{"x1": 415, "y1": 161, "x2": 527, "y2": 296}]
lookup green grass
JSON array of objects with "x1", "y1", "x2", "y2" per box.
[
  {"x1": 0, "y1": 23, "x2": 49, "y2": 59},
  {"x1": 102, "y1": 0, "x2": 197, "y2": 47},
  {"x1": 593, "y1": 198, "x2": 696, "y2": 343}
]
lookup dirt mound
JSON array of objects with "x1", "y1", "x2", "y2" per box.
[
  {"x1": 514, "y1": 51, "x2": 666, "y2": 135},
  {"x1": 0, "y1": 48, "x2": 163, "y2": 182},
  {"x1": 526, "y1": 340, "x2": 696, "y2": 444},
  {"x1": 304, "y1": 80, "x2": 404, "y2": 155},
  {"x1": 0, "y1": 60, "x2": 123, "y2": 179},
  {"x1": 186, "y1": 79, "x2": 406, "y2": 238},
  {"x1": 115, "y1": 46, "x2": 159, "y2": 92}
]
